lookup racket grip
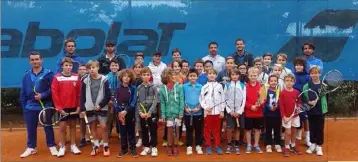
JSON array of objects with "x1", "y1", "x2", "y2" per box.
[
  {"x1": 84, "y1": 115, "x2": 89, "y2": 123},
  {"x1": 236, "y1": 118, "x2": 240, "y2": 128}
]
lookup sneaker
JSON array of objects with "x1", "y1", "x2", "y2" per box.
[
  {"x1": 234, "y1": 146, "x2": 241, "y2": 155},
  {"x1": 182, "y1": 124, "x2": 186, "y2": 132},
  {"x1": 291, "y1": 146, "x2": 302, "y2": 155},
  {"x1": 205, "y1": 147, "x2": 212, "y2": 155},
  {"x1": 103, "y1": 146, "x2": 110, "y2": 157},
  {"x1": 283, "y1": 148, "x2": 290, "y2": 157},
  {"x1": 316, "y1": 146, "x2": 323, "y2": 156},
  {"x1": 296, "y1": 129, "x2": 302, "y2": 140},
  {"x1": 57, "y1": 147, "x2": 66, "y2": 157},
  {"x1": 215, "y1": 146, "x2": 223, "y2": 155},
  {"x1": 178, "y1": 141, "x2": 184, "y2": 146},
  {"x1": 162, "y1": 141, "x2": 168, "y2": 147},
  {"x1": 245, "y1": 145, "x2": 252, "y2": 153},
  {"x1": 20, "y1": 148, "x2": 37, "y2": 158},
  {"x1": 130, "y1": 149, "x2": 138, "y2": 158},
  {"x1": 306, "y1": 140, "x2": 312, "y2": 147},
  {"x1": 167, "y1": 147, "x2": 173, "y2": 156},
  {"x1": 49, "y1": 146, "x2": 58, "y2": 156},
  {"x1": 186, "y1": 146, "x2": 193, "y2": 155},
  {"x1": 91, "y1": 146, "x2": 99, "y2": 156},
  {"x1": 117, "y1": 150, "x2": 128, "y2": 158},
  {"x1": 254, "y1": 146, "x2": 263, "y2": 154},
  {"x1": 196, "y1": 145, "x2": 203, "y2": 155},
  {"x1": 79, "y1": 138, "x2": 87, "y2": 148},
  {"x1": 140, "y1": 147, "x2": 151, "y2": 156},
  {"x1": 275, "y1": 145, "x2": 282, "y2": 153},
  {"x1": 71, "y1": 144, "x2": 81, "y2": 155},
  {"x1": 225, "y1": 145, "x2": 232, "y2": 154},
  {"x1": 151, "y1": 147, "x2": 158, "y2": 157},
  {"x1": 136, "y1": 139, "x2": 142, "y2": 148},
  {"x1": 173, "y1": 146, "x2": 179, "y2": 156},
  {"x1": 306, "y1": 144, "x2": 316, "y2": 154},
  {"x1": 266, "y1": 145, "x2": 272, "y2": 153}
]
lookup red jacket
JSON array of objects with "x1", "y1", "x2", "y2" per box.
[
  {"x1": 279, "y1": 89, "x2": 300, "y2": 118},
  {"x1": 51, "y1": 73, "x2": 81, "y2": 111},
  {"x1": 245, "y1": 82, "x2": 265, "y2": 118}
]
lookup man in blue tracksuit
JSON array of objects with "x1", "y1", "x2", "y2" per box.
[
  {"x1": 302, "y1": 43, "x2": 323, "y2": 73},
  {"x1": 56, "y1": 38, "x2": 85, "y2": 73},
  {"x1": 20, "y1": 51, "x2": 58, "y2": 158}
]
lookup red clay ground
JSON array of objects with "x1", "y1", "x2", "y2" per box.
[{"x1": 2, "y1": 119, "x2": 358, "y2": 162}]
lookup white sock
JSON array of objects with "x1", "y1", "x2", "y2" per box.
[
  {"x1": 285, "y1": 145, "x2": 290, "y2": 149},
  {"x1": 305, "y1": 131, "x2": 310, "y2": 137},
  {"x1": 94, "y1": 140, "x2": 100, "y2": 147},
  {"x1": 103, "y1": 143, "x2": 108, "y2": 147},
  {"x1": 291, "y1": 143, "x2": 295, "y2": 147}
]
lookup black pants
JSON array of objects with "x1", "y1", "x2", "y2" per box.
[
  {"x1": 184, "y1": 115, "x2": 203, "y2": 147},
  {"x1": 119, "y1": 112, "x2": 136, "y2": 151},
  {"x1": 140, "y1": 115, "x2": 158, "y2": 147},
  {"x1": 264, "y1": 116, "x2": 281, "y2": 145},
  {"x1": 308, "y1": 115, "x2": 325, "y2": 145}
]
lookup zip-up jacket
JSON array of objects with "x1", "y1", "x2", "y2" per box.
[
  {"x1": 293, "y1": 71, "x2": 309, "y2": 92},
  {"x1": 183, "y1": 82, "x2": 203, "y2": 116},
  {"x1": 80, "y1": 75, "x2": 111, "y2": 111},
  {"x1": 137, "y1": 83, "x2": 158, "y2": 115},
  {"x1": 224, "y1": 81, "x2": 246, "y2": 115},
  {"x1": 115, "y1": 84, "x2": 137, "y2": 113},
  {"x1": 303, "y1": 81, "x2": 328, "y2": 115},
  {"x1": 232, "y1": 50, "x2": 254, "y2": 67},
  {"x1": 51, "y1": 73, "x2": 81, "y2": 111},
  {"x1": 245, "y1": 82, "x2": 265, "y2": 118},
  {"x1": 159, "y1": 83, "x2": 184, "y2": 120},
  {"x1": 56, "y1": 53, "x2": 85, "y2": 73},
  {"x1": 279, "y1": 89, "x2": 300, "y2": 118},
  {"x1": 148, "y1": 61, "x2": 167, "y2": 88},
  {"x1": 97, "y1": 54, "x2": 126, "y2": 75},
  {"x1": 106, "y1": 72, "x2": 120, "y2": 96},
  {"x1": 20, "y1": 67, "x2": 55, "y2": 110},
  {"x1": 199, "y1": 81, "x2": 225, "y2": 115}
]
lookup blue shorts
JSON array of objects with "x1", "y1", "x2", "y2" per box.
[{"x1": 299, "y1": 111, "x2": 308, "y2": 121}]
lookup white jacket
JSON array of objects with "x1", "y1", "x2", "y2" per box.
[
  {"x1": 200, "y1": 82, "x2": 225, "y2": 115},
  {"x1": 148, "y1": 61, "x2": 167, "y2": 88},
  {"x1": 224, "y1": 81, "x2": 246, "y2": 115}
]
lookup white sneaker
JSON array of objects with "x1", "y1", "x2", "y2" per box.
[
  {"x1": 151, "y1": 147, "x2": 158, "y2": 157},
  {"x1": 20, "y1": 148, "x2": 36, "y2": 158},
  {"x1": 275, "y1": 145, "x2": 282, "y2": 153},
  {"x1": 196, "y1": 145, "x2": 203, "y2": 155},
  {"x1": 136, "y1": 138, "x2": 143, "y2": 148},
  {"x1": 187, "y1": 146, "x2": 193, "y2": 155},
  {"x1": 182, "y1": 124, "x2": 187, "y2": 132},
  {"x1": 266, "y1": 145, "x2": 272, "y2": 153},
  {"x1": 71, "y1": 144, "x2": 81, "y2": 155},
  {"x1": 140, "y1": 147, "x2": 151, "y2": 156},
  {"x1": 306, "y1": 143, "x2": 316, "y2": 154},
  {"x1": 49, "y1": 146, "x2": 58, "y2": 156},
  {"x1": 296, "y1": 129, "x2": 302, "y2": 140},
  {"x1": 57, "y1": 147, "x2": 66, "y2": 157},
  {"x1": 316, "y1": 146, "x2": 323, "y2": 156},
  {"x1": 305, "y1": 137, "x2": 312, "y2": 147}
]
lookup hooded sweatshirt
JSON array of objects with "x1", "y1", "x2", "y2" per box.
[
  {"x1": 199, "y1": 81, "x2": 225, "y2": 115},
  {"x1": 80, "y1": 75, "x2": 111, "y2": 112},
  {"x1": 137, "y1": 83, "x2": 158, "y2": 115},
  {"x1": 293, "y1": 70, "x2": 310, "y2": 93},
  {"x1": 159, "y1": 83, "x2": 184, "y2": 120},
  {"x1": 224, "y1": 81, "x2": 246, "y2": 115}
]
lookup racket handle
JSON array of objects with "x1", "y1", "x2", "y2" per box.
[
  {"x1": 236, "y1": 118, "x2": 240, "y2": 128},
  {"x1": 84, "y1": 114, "x2": 89, "y2": 123}
]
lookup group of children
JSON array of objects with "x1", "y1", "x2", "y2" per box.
[{"x1": 21, "y1": 45, "x2": 327, "y2": 159}]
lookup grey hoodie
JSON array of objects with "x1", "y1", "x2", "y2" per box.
[
  {"x1": 80, "y1": 75, "x2": 111, "y2": 112},
  {"x1": 136, "y1": 83, "x2": 158, "y2": 115}
]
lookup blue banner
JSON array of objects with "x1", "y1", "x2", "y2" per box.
[{"x1": 2, "y1": 0, "x2": 358, "y2": 87}]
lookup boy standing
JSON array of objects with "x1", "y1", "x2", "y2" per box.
[
  {"x1": 253, "y1": 57, "x2": 268, "y2": 85},
  {"x1": 194, "y1": 60, "x2": 208, "y2": 85}
]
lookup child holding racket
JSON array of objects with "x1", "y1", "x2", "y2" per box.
[
  {"x1": 279, "y1": 74, "x2": 302, "y2": 157},
  {"x1": 52, "y1": 57, "x2": 82, "y2": 157},
  {"x1": 20, "y1": 51, "x2": 57, "y2": 158},
  {"x1": 304, "y1": 66, "x2": 328, "y2": 156},
  {"x1": 183, "y1": 68, "x2": 204, "y2": 155},
  {"x1": 199, "y1": 68, "x2": 225, "y2": 155},
  {"x1": 244, "y1": 67, "x2": 265, "y2": 154},
  {"x1": 159, "y1": 68, "x2": 184, "y2": 156},
  {"x1": 137, "y1": 67, "x2": 159, "y2": 157},
  {"x1": 224, "y1": 68, "x2": 246, "y2": 155},
  {"x1": 115, "y1": 69, "x2": 138, "y2": 158},
  {"x1": 78, "y1": 64, "x2": 90, "y2": 147},
  {"x1": 80, "y1": 60, "x2": 111, "y2": 156}
]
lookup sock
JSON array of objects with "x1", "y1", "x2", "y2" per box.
[
  {"x1": 94, "y1": 140, "x2": 100, "y2": 147},
  {"x1": 285, "y1": 145, "x2": 290, "y2": 149},
  {"x1": 305, "y1": 131, "x2": 310, "y2": 137},
  {"x1": 103, "y1": 143, "x2": 108, "y2": 147},
  {"x1": 291, "y1": 143, "x2": 296, "y2": 147}
]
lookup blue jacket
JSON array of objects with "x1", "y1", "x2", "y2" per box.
[
  {"x1": 305, "y1": 56, "x2": 323, "y2": 73},
  {"x1": 197, "y1": 73, "x2": 208, "y2": 85},
  {"x1": 106, "y1": 72, "x2": 120, "y2": 96},
  {"x1": 183, "y1": 82, "x2": 203, "y2": 116},
  {"x1": 20, "y1": 67, "x2": 55, "y2": 110},
  {"x1": 293, "y1": 71, "x2": 310, "y2": 93},
  {"x1": 114, "y1": 84, "x2": 137, "y2": 113},
  {"x1": 56, "y1": 53, "x2": 85, "y2": 73}
]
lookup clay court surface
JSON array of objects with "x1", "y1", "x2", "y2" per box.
[{"x1": 1, "y1": 119, "x2": 358, "y2": 162}]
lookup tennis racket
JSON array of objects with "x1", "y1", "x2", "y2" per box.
[
  {"x1": 119, "y1": 54, "x2": 131, "y2": 68},
  {"x1": 319, "y1": 70, "x2": 343, "y2": 96},
  {"x1": 285, "y1": 89, "x2": 319, "y2": 123},
  {"x1": 38, "y1": 107, "x2": 77, "y2": 126},
  {"x1": 173, "y1": 118, "x2": 177, "y2": 137},
  {"x1": 33, "y1": 77, "x2": 46, "y2": 121},
  {"x1": 185, "y1": 104, "x2": 195, "y2": 126},
  {"x1": 83, "y1": 114, "x2": 98, "y2": 152}
]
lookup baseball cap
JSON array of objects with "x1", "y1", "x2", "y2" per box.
[
  {"x1": 105, "y1": 40, "x2": 115, "y2": 46},
  {"x1": 153, "y1": 51, "x2": 161, "y2": 56}
]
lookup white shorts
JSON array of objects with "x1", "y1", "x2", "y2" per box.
[
  {"x1": 282, "y1": 116, "x2": 300, "y2": 129},
  {"x1": 166, "y1": 118, "x2": 182, "y2": 127}
]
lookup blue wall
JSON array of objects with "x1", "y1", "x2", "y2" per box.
[{"x1": 2, "y1": 0, "x2": 358, "y2": 87}]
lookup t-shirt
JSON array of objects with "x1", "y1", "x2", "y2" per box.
[
  {"x1": 279, "y1": 89, "x2": 300, "y2": 118},
  {"x1": 90, "y1": 76, "x2": 102, "y2": 104}
]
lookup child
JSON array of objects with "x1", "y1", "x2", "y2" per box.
[
  {"x1": 276, "y1": 53, "x2": 292, "y2": 80},
  {"x1": 238, "y1": 63, "x2": 248, "y2": 84},
  {"x1": 148, "y1": 51, "x2": 167, "y2": 88},
  {"x1": 115, "y1": 69, "x2": 138, "y2": 158},
  {"x1": 263, "y1": 75, "x2": 282, "y2": 153},
  {"x1": 194, "y1": 60, "x2": 208, "y2": 85},
  {"x1": 217, "y1": 56, "x2": 235, "y2": 83},
  {"x1": 172, "y1": 60, "x2": 186, "y2": 85},
  {"x1": 244, "y1": 67, "x2": 264, "y2": 154},
  {"x1": 204, "y1": 60, "x2": 214, "y2": 73},
  {"x1": 106, "y1": 59, "x2": 121, "y2": 141},
  {"x1": 134, "y1": 52, "x2": 144, "y2": 65},
  {"x1": 181, "y1": 59, "x2": 190, "y2": 77},
  {"x1": 304, "y1": 66, "x2": 327, "y2": 156},
  {"x1": 279, "y1": 74, "x2": 302, "y2": 157},
  {"x1": 78, "y1": 64, "x2": 90, "y2": 147},
  {"x1": 132, "y1": 62, "x2": 144, "y2": 147},
  {"x1": 159, "y1": 68, "x2": 184, "y2": 156},
  {"x1": 292, "y1": 57, "x2": 311, "y2": 147},
  {"x1": 183, "y1": 68, "x2": 204, "y2": 155},
  {"x1": 52, "y1": 57, "x2": 82, "y2": 157},
  {"x1": 262, "y1": 52, "x2": 273, "y2": 74},
  {"x1": 253, "y1": 57, "x2": 268, "y2": 85},
  {"x1": 138, "y1": 67, "x2": 159, "y2": 157},
  {"x1": 132, "y1": 62, "x2": 144, "y2": 87},
  {"x1": 167, "y1": 48, "x2": 182, "y2": 67},
  {"x1": 199, "y1": 69, "x2": 225, "y2": 155},
  {"x1": 80, "y1": 60, "x2": 111, "y2": 156},
  {"x1": 272, "y1": 64, "x2": 284, "y2": 90},
  {"x1": 224, "y1": 68, "x2": 246, "y2": 155}
]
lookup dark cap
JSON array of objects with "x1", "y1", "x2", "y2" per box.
[
  {"x1": 153, "y1": 51, "x2": 161, "y2": 56},
  {"x1": 105, "y1": 40, "x2": 115, "y2": 46}
]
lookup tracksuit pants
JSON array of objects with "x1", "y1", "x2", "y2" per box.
[{"x1": 204, "y1": 115, "x2": 221, "y2": 147}]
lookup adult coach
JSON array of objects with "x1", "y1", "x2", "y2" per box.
[
  {"x1": 56, "y1": 38, "x2": 85, "y2": 73},
  {"x1": 232, "y1": 38, "x2": 254, "y2": 67},
  {"x1": 97, "y1": 41, "x2": 127, "y2": 75},
  {"x1": 20, "y1": 51, "x2": 58, "y2": 158},
  {"x1": 202, "y1": 42, "x2": 225, "y2": 73},
  {"x1": 302, "y1": 43, "x2": 323, "y2": 72}
]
